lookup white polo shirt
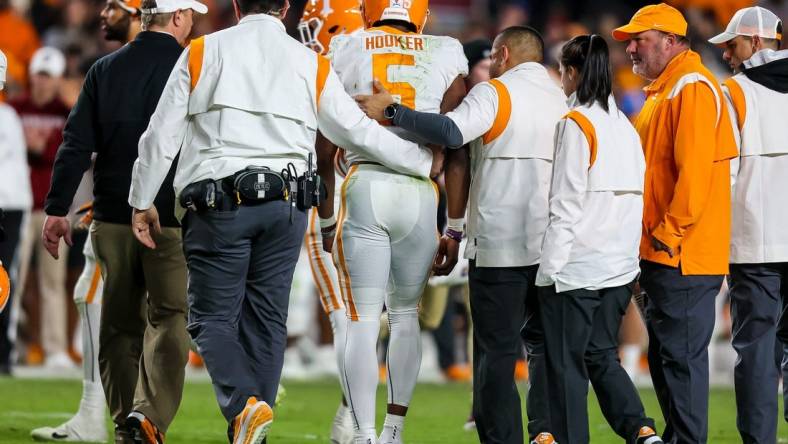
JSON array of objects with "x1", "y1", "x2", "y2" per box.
[
  {"x1": 535, "y1": 94, "x2": 645, "y2": 292},
  {"x1": 445, "y1": 62, "x2": 567, "y2": 267}
]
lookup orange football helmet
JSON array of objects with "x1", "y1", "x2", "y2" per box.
[
  {"x1": 362, "y1": 0, "x2": 429, "y2": 33},
  {"x1": 299, "y1": 0, "x2": 364, "y2": 55}
]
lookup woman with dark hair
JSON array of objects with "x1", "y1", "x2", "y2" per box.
[{"x1": 534, "y1": 35, "x2": 663, "y2": 444}]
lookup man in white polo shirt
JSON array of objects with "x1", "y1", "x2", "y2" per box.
[{"x1": 709, "y1": 6, "x2": 788, "y2": 442}]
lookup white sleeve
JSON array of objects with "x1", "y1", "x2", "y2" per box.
[
  {"x1": 450, "y1": 38, "x2": 469, "y2": 78},
  {"x1": 128, "y1": 49, "x2": 191, "y2": 210},
  {"x1": 722, "y1": 85, "x2": 742, "y2": 189},
  {"x1": 535, "y1": 118, "x2": 589, "y2": 287},
  {"x1": 317, "y1": 67, "x2": 432, "y2": 178},
  {"x1": 444, "y1": 81, "x2": 498, "y2": 145}
]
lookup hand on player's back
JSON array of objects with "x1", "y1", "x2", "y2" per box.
[{"x1": 355, "y1": 79, "x2": 396, "y2": 122}]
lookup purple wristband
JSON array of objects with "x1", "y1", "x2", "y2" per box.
[{"x1": 445, "y1": 228, "x2": 463, "y2": 242}]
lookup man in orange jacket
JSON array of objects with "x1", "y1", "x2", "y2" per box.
[{"x1": 613, "y1": 4, "x2": 737, "y2": 443}]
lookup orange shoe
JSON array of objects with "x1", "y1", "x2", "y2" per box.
[
  {"x1": 231, "y1": 397, "x2": 273, "y2": 444},
  {"x1": 514, "y1": 359, "x2": 529, "y2": 381},
  {"x1": 126, "y1": 411, "x2": 164, "y2": 444},
  {"x1": 530, "y1": 432, "x2": 557, "y2": 444},
  {"x1": 188, "y1": 350, "x2": 204, "y2": 368},
  {"x1": 68, "y1": 345, "x2": 83, "y2": 365},
  {"x1": 444, "y1": 364, "x2": 472, "y2": 382},
  {"x1": 27, "y1": 343, "x2": 44, "y2": 366},
  {"x1": 635, "y1": 426, "x2": 664, "y2": 444}
]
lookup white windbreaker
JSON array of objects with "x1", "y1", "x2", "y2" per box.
[
  {"x1": 724, "y1": 49, "x2": 788, "y2": 264},
  {"x1": 128, "y1": 14, "x2": 433, "y2": 217},
  {"x1": 536, "y1": 94, "x2": 645, "y2": 292}
]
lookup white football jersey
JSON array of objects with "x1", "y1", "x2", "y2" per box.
[{"x1": 327, "y1": 26, "x2": 468, "y2": 166}]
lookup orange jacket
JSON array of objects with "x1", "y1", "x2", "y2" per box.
[
  {"x1": 634, "y1": 50, "x2": 737, "y2": 275},
  {"x1": 0, "y1": 9, "x2": 40, "y2": 79}
]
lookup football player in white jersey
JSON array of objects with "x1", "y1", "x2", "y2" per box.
[
  {"x1": 31, "y1": 206, "x2": 107, "y2": 442},
  {"x1": 322, "y1": 1, "x2": 467, "y2": 442},
  {"x1": 299, "y1": 1, "x2": 364, "y2": 443}
]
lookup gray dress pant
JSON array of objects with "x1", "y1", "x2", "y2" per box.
[
  {"x1": 182, "y1": 200, "x2": 307, "y2": 421},
  {"x1": 469, "y1": 262, "x2": 550, "y2": 444},
  {"x1": 639, "y1": 260, "x2": 724, "y2": 444},
  {"x1": 729, "y1": 263, "x2": 788, "y2": 444},
  {"x1": 539, "y1": 282, "x2": 656, "y2": 444}
]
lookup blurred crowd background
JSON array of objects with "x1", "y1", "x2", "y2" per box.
[{"x1": 0, "y1": 0, "x2": 784, "y2": 379}]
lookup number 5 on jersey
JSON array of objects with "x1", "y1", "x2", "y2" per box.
[{"x1": 372, "y1": 53, "x2": 416, "y2": 109}]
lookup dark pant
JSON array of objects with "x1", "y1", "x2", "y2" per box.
[
  {"x1": 183, "y1": 200, "x2": 307, "y2": 421},
  {"x1": 91, "y1": 221, "x2": 189, "y2": 432},
  {"x1": 469, "y1": 262, "x2": 549, "y2": 444},
  {"x1": 729, "y1": 263, "x2": 788, "y2": 443},
  {"x1": 539, "y1": 283, "x2": 655, "y2": 444},
  {"x1": 639, "y1": 260, "x2": 723, "y2": 444},
  {"x1": 0, "y1": 210, "x2": 25, "y2": 371}
]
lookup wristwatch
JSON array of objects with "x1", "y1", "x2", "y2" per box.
[{"x1": 383, "y1": 102, "x2": 401, "y2": 121}]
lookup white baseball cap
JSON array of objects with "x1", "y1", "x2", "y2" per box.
[
  {"x1": 709, "y1": 6, "x2": 783, "y2": 45},
  {"x1": 30, "y1": 47, "x2": 66, "y2": 78},
  {"x1": 0, "y1": 49, "x2": 7, "y2": 90},
  {"x1": 140, "y1": 0, "x2": 208, "y2": 14}
]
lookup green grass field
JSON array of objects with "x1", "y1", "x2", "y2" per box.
[{"x1": 0, "y1": 377, "x2": 786, "y2": 443}]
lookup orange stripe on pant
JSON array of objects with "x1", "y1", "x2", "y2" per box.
[
  {"x1": 85, "y1": 263, "x2": 102, "y2": 304},
  {"x1": 335, "y1": 165, "x2": 359, "y2": 321},
  {"x1": 306, "y1": 208, "x2": 342, "y2": 313}
]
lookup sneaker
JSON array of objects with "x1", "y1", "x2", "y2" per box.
[
  {"x1": 514, "y1": 359, "x2": 529, "y2": 382},
  {"x1": 114, "y1": 425, "x2": 135, "y2": 444},
  {"x1": 31, "y1": 415, "x2": 108, "y2": 442},
  {"x1": 462, "y1": 414, "x2": 476, "y2": 432},
  {"x1": 378, "y1": 424, "x2": 401, "y2": 444},
  {"x1": 443, "y1": 364, "x2": 472, "y2": 382},
  {"x1": 330, "y1": 404, "x2": 353, "y2": 444},
  {"x1": 531, "y1": 432, "x2": 558, "y2": 444},
  {"x1": 635, "y1": 426, "x2": 663, "y2": 444},
  {"x1": 126, "y1": 411, "x2": 164, "y2": 444},
  {"x1": 44, "y1": 352, "x2": 77, "y2": 370},
  {"x1": 230, "y1": 397, "x2": 273, "y2": 444}
]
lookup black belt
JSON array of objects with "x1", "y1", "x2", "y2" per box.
[{"x1": 180, "y1": 167, "x2": 290, "y2": 213}]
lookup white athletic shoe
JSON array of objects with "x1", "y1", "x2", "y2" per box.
[
  {"x1": 330, "y1": 404, "x2": 353, "y2": 444},
  {"x1": 31, "y1": 415, "x2": 108, "y2": 442},
  {"x1": 44, "y1": 352, "x2": 76, "y2": 370},
  {"x1": 377, "y1": 424, "x2": 402, "y2": 444},
  {"x1": 353, "y1": 435, "x2": 377, "y2": 444}
]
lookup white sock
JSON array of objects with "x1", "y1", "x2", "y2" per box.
[
  {"x1": 379, "y1": 413, "x2": 405, "y2": 443},
  {"x1": 386, "y1": 308, "x2": 421, "y2": 407},
  {"x1": 354, "y1": 427, "x2": 377, "y2": 444},
  {"x1": 621, "y1": 344, "x2": 641, "y2": 377},
  {"x1": 343, "y1": 319, "x2": 380, "y2": 439},
  {"x1": 78, "y1": 303, "x2": 102, "y2": 383},
  {"x1": 75, "y1": 380, "x2": 106, "y2": 420},
  {"x1": 329, "y1": 308, "x2": 348, "y2": 386}
]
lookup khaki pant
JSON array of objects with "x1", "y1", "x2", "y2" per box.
[
  {"x1": 90, "y1": 221, "x2": 189, "y2": 432},
  {"x1": 16, "y1": 210, "x2": 69, "y2": 357}
]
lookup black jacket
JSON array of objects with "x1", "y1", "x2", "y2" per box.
[{"x1": 45, "y1": 31, "x2": 184, "y2": 227}]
